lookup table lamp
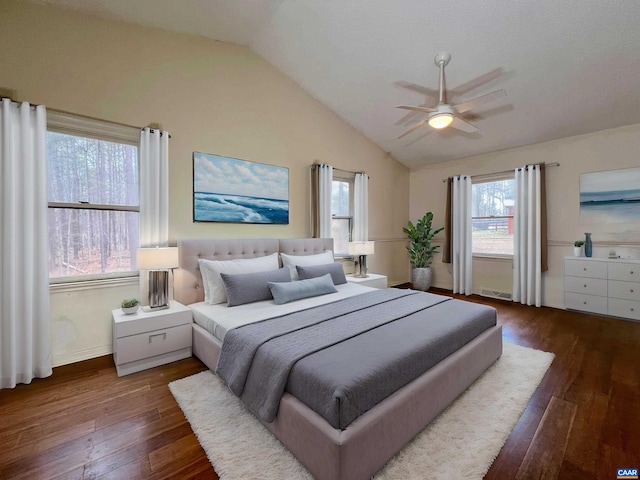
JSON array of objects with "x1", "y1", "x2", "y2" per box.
[
  {"x1": 348, "y1": 241, "x2": 375, "y2": 278},
  {"x1": 137, "y1": 247, "x2": 179, "y2": 311}
]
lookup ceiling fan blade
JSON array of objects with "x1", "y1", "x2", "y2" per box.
[
  {"x1": 448, "y1": 68, "x2": 504, "y2": 97},
  {"x1": 397, "y1": 118, "x2": 430, "y2": 139},
  {"x1": 395, "y1": 105, "x2": 437, "y2": 113},
  {"x1": 454, "y1": 89, "x2": 507, "y2": 114},
  {"x1": 450, "y1": 116, "x2": 478, "y2": 133},
  {"x1": 394, "y1": 81, "x2": 439, "y2": 99}
]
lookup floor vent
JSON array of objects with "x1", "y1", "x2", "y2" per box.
[{"x1": 480, "y1": 289, "x2": 512, "y2": 301}]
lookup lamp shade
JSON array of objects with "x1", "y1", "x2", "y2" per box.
[
  {"x1": 137, "y1": 247, "x2": 179, "y2": 270},
  {"x1": 348, "y1": 241, "x2": 375, "y2": 256}
]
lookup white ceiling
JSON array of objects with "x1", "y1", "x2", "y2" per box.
[{"x1": 32, "y1": 0, "x2": 640, "y2": 169}]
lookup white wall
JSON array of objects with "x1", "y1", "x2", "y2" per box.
[
  {"x1": 410, "y1": 123, "x2": 640, "y2": 309},
  {"x1": 0, "y1": 0, "x2": 410, "y2": 366}
]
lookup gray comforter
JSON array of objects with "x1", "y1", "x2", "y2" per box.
[{"x1": 217, "y1": 289, "x2": 497, "y2": 429}]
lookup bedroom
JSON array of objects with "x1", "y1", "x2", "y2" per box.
[{"x1": 1, "y1": 1, "x2": 639, "y2": 478}]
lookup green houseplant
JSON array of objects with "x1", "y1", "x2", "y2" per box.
[
  {"x1": 573, "y1": 240, "x2": 584, "y2": 257},
  {"x1": 403, "y1": 212, "x2": 444, "y2": 291},
  {"x1": 121, "y1": 298, "x2": 140, "y2": 315}
]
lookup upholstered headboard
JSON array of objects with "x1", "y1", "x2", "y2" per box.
[{"x1": 174, "y1": 238, "x2": 334, "y2": 305}]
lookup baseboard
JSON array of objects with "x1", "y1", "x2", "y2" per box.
[{"x1": 52, "y1": 344, "x2": 112, "y2": 368}]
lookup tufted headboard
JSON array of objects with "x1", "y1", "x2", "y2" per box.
[{"x1": 174, "y1": 237, "x2": 334, "y2": 305}]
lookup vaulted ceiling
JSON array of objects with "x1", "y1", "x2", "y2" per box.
[{"x1": 31, "y1": 0, "x2": 640, "y2": 169}]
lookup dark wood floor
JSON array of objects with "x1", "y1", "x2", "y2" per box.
[{"x1": 1, "y1": 292, "x2": 639, "y2": 480}]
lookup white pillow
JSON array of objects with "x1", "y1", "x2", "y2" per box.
[
  {"x1": 280, "y1": 250, "x2": 334, "y2": 280},
  {"x1": 199, "y1": 253, "x2": 279, "y2": 304}
]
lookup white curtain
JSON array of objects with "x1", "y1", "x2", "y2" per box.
[
  {"x1": 353, "y1": 173, "x2": 369, "y2": 241},
  {"x1": 318, "y1": 164, "x2": 333, "y2": 238},
  {"x1": 513, "y1": 165, "x2": 542, "y2": 307},
  {"x1": 452, "y1": 175, "x2": 472, "y2": 295},
  {"x1": 139, "y1": 127, "x2": 169, "y2": 248},
  {"x1": 0, "y1": 99, "x2": 51, "y2": 388}
]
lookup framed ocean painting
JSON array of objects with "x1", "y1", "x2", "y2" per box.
[
  {"x1": 580, "y1": 167, "x2": 640, "y2": 223},
  {"x1": 193, "y1": 152, "x2": 289, "y2": 224}
]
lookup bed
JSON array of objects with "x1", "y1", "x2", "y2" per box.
[{"x1": 174, "y1": 237, "x2": 502, "y2": 480}]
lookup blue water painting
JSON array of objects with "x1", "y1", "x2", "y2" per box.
[
  {"x1": 193, "y1": 151, "x2": 289, "y2": 224},
  {"x1": 580, "y1": 168, "x2": 640, "y2": 223},
  {"x1": 194, "y1": 192, "x2": 289, "y2": 224}
]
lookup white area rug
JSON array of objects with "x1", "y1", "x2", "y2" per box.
[{"x1": 169, "y1": 342, "x2": 554, "y2": 480}]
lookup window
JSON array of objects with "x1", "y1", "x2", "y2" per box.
[
  {"x1": 471, "y1": 176, "x2": 515, "y2": 256},
  {"x1": 47, "y1": 113, "x2": 140, "y2": 280},
  {"x1": 331, "y1": 173, "x2": 354, "y2": 256}
]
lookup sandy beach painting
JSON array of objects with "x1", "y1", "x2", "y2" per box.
[
  {"x1": 580, "y1": 167, "x2": 640, "y2": 223},
  {"x1": 193, "y1": 152, "x2": 289, "y2": 224}
]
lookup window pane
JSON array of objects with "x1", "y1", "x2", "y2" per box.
[
  {"x1": 331, "y1": 181, "x2": 350, "y2": 216},
  {"x1": 472, "y1": 179, "x2": 514, "y2": 217},
  {"x1": 47, "y1": 132, "x2": 139, "y2": 206},
  {"x1": 472, "y1": 218, "x2": 514, "y2": 255},
  {"x1": 472, "y1": 179, "x2": 515, "y2": 255},
  {"x1": 332, "y1": 217, "x2": 351, "y2": 255},
  {"x1": 48, "y1": 208, "x2": 139, "y2": 278}
]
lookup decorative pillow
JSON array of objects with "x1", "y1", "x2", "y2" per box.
[
  {"x1": 197, "y1": 259, "x2": 212, "y2": 303},
  {"x1": 199, "y1": 253, "x2": 280, "y2": 304},
  {"x1": 280, "y1": 250, "x2": 334, "y2": 280},
  {"x1": 220, "y1": 268, "x2": 291, "y2": 307},
  {"x1": 296, "y1": 262, "x2": 347, "y2": 285},
  {"x1": 268, "y1": 274, "x2": 338, "y2": 305}
]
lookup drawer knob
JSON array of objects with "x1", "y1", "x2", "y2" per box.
[
  {"x1": 631, "y1": 271, "x2": 634, "y2": 275},
  {"x1": 583, "y1": 301, "x2": 587, "y2": 305},
  {"x1": 632, "y1": 308, "x2": 635, "y2": 312},
  {"x1": 583, "y1": 268, "x2": 587, "y2": 271},
  {"x1": 631, "y1": 289, "x2": 635, "y2": 293},
  {"x1": 584, "y1": 284, "x2": 587, "y2": 288}
]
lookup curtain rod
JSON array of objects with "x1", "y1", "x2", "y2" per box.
[
  {"x1": 441, "y1": 162, "x2": 560, "y2": 183},
  {"x1": 311, "y1": 163, "x2": 368, "y2": 177}
]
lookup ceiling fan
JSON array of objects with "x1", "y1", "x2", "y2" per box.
[{"x1": 395, "y1": 52, "x2": 506, "y2": 139}]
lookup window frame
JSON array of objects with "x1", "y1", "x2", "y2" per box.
[
  {"x1": 331, "y1": 170, "x2": 355, "y2": 257},
  {"x1": 471, "y1": 172, "x2": 515, "y2": 259},
  {"x1": 47, "y1": 112, "x2": 141, "y2": 285}
]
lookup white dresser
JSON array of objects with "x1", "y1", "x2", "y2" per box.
[{"x1": 564, "y1": 257, "x2": 640, "y2": 322}]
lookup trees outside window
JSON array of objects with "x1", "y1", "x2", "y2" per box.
[{"x1": 47, "y1": 130, "x2": 139, "y2": 279}]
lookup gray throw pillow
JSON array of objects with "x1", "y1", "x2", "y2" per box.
[
  {"x1": 220, "y1": 267, "x2": 291, "y2": 307},
  {"x1": 268, "y1": 274, "x2": 338, "y2": 305},
  {"x1": 296, "y1": 262, "x2": 347, "y2": 285}
]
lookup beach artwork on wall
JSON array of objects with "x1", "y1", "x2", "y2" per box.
[
  {"x1": 193, "y1": 152, "x2": 289, "y2": 224},
  {"x1": 580, "y1": 167, "x2": 640, "y2": 223}
]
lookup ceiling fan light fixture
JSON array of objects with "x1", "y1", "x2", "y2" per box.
[{"x1": 428, "y1": 113, "x2": 453, "y2": 129}]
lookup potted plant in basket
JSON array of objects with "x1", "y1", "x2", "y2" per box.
[
  {"x1": 573, "y1": 240, "x2": 584, "y2": 257},
  {"x1": 403, "y1": 211, "x2": 444, "y2": 291},
  {"x1": 121, "y1": 298, "x2": 140, "y2": 315}
]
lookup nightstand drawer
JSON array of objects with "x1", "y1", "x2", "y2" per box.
[
  {"x1": 608, "y1": 262, "x2": 640, "y2": 282},
  {"x1": 564, "y1": 276, "x2": 607, "y2": 296},
  {"x1": 565, "y1": 292, "x2": 608, "y2": 315},
  {"x1": 116, "y1": 323, "x2": 191, "y2": 364}
]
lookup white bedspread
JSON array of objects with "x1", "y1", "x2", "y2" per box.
[{"x1": 189, "y1": 282, "x2": 374, "y2": 341}]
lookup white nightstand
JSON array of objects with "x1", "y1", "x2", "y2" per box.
[
  {"x1": 112, "y1": 300, "x2": 192, "y2": 377},
  {"x1": 346, "y1": 273, "x2": 388, "y2": 289}
]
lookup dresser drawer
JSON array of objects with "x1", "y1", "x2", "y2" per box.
[
  {"x1": 116, "y1": 323, "x2": 191, "y2": 364},
  {"x1": 565, "y1": 292, "x2": 608, "y2": 315},
  {"x1": 608, "y1": 262, "x2": 640, "y2": 282},
  {"x1": 564, "y1": 260, "x2": 607, "y2": 279},
  {"x1": 564, "y1": 276, "x2": 607, "y2": 296},
  {"x1": 608, "y1": 280, "x2": 640, "y2": 302},
  {"x1": 608, "y1": 298, "x2": 640, "y2": 321}
]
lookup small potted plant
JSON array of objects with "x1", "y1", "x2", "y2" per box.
[
  {"x1": 121, "y1": 298, "x2": 140, "y2": 315},
  {"x1": 573, "y1": 240, "x2": 584, "y2": 257}
]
